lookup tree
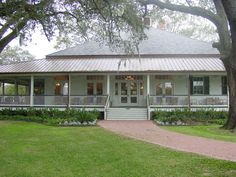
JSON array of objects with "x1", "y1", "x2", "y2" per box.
[
  {"x1": 0, "y1": 46, "x2": 35, "y2": 64},
  {"x1": 150, "y1": 7, "x2": 218, "y2": 42},
  {"x1": 0, "y1": 0, "x2": 145, "y2": 54},
  {"x1": 138, "y1": 0, "x2": 236, "y2": 129}
]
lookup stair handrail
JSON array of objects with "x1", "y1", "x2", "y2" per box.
[
  {"x1": 147, "y1": 94, "x2": 150, "y2": 120},
  {"x1": 104, "y1": 95, "x2": 110, "y2": 120}
]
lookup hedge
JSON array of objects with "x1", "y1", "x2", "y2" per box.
[
  {"x1": 153, "y1": 109, "x2": 228, "y2": 125},
  {"x1": 0, "y1": 108, "x2": 100, "y2": 125}
]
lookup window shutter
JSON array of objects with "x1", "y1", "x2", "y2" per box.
[
  {"x1": 189, "y1": 76, "x2": 193, "y2": 95},
  {"x1": 204, "y1": 76, "x2": 209, "y2": 95}
]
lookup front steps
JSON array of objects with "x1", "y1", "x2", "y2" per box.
[{"x1": 106, "y1": 107, "x2": 148, "y2": 120}]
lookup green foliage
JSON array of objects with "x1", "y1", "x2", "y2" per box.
[
  {"x1": 0, "y1": 0, "x2": 145, "y2": 54},
  {"x1": 0, "y1": 108, "x2": 100, "y2": 125},
  {"x1": 0, "y1": 46, "x2": 35, "y2": 64},
  {"x1": 153, "y1": 108, "x2": 228, "y2": 125}
]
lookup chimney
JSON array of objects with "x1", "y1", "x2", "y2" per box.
[{"x1": 144, "y1": 17, "x2": 152, "y2": 27}]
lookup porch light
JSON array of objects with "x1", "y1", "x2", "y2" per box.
[{"x1": 56, "y1": 83, "x2": 61, "y2": 86}]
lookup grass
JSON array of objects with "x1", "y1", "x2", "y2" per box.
[
  {"x1": 0, "y1": 121, "x2": 236, "y2": 177},
  {"x1": 163, "y1": 125, "x2": 236, "y2": 143}
]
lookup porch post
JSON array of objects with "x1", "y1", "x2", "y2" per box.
[
  {"x1": 105, "y1": 75, "x2": 110, "y2": 120},
  {"x1": 68, "y1": 74, "x2": 71, "y2": 107},
  {"x1": 30, "y1": 75, "x2": 34, "y2": 107},
  {"x1": 2, "y1": 82, "x2": 4, "y2": 96},
  {"x1": 15, "y1": 79, "x2": 18, "y2": 95},
  {"x1": 147, "y1": 75, "x2": 150, "y2": 95},
  {"x1": 107, "y1": 75, "x2": 110, "y2": 95},
  {"x1": 147, "y1": 75, "x2": 150, "y2": 120},
  {"x1": 187, "y1": 74, "x2": 191, "y2": 109}
]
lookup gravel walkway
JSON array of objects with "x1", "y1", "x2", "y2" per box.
[{"x1": 98, "y1": 120, "x2": 236, "y2": 162}]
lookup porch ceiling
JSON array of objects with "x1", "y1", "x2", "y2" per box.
[{"x1": 0, "y1": 57, "x2": 225, "y2": 74}]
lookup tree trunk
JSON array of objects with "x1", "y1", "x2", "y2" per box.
[{"x1": 222, "y1": 58, "x2": 236, "y2": 129}]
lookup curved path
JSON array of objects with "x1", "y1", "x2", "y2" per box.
[{"x1": 98, "y1": 120, "x2": 236, "y2": 162}]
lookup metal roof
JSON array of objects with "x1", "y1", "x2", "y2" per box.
[
  {"x1": 0, "y1": 57, "x2": 225, "y2": 74},
  {"x1": 47, "y1": 28, "x2": 218, "y2": 57}
]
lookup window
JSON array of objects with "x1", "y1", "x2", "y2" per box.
[
  {"x1": 34, "y1": 79, "x2": 45, "y2": 95},
  {"x1": 87, "y1": 83, "x2": 94, "y2": 95},
  {"x1": 156, "y1": 83, "x2": 163, "y2": 95},
  {"x1": 165, "y1": 82, "x2": 173, "y2": 95},
  {"x1": 156, "y1": 82, "x2": 173, "y2": 95},
  {"x1": 96, "y1": 83, "x2": 103, "y2": 95},
  {"x1": 222, "y1": 76, "x2": 227, "y2": 95},
  {"x1": 87, "y1": 82, "x2": 103, "y2": 95},
  {"x1": 190, "y1": 76, "x2": 209, "y2": 95}
]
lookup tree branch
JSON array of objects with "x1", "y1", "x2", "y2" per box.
[
  {"x1": 0, "y1": 20, "x2": 27, "y2": 53},
  {"x1": 140, "y1": 0, "x2": 231, "y2": 56},
  {"x1": 140, "y1": 0, "x2": 221, "y2": 26}
]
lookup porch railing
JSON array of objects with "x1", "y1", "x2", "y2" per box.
[
  {"x1": 0, "y1": 95, "x2": 108, "y2": 107},
  {"x1": 34, "y1": 96, "x2": 69, "y2": 106},
  {"x1": 0, "y1": 96, "x2": 30, "y2": 106},
  {"x1": 149, "y1": 95, "x2": 228, "y2": 108},
  {"x1": 70, "y1": 95, "x2": 107, "y2": 107},
  {"x1": 190, "y1": 95, "x2": 228, "y2": 107},
  {"x1": 149, "y1": 95, "x2": 189, "y2": 107}
]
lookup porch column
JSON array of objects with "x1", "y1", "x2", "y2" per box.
[
  {"x1": 30, "y1": 75, "x2": 34, "y2": 106},
  {"x1": 106, "y1": 75, "x2": 110, "y2": 95},
  {"x1": 187, "y1": 74, "x2": 191, "y2": 109},
  {"x1": 147, "y1": 75, "x2": 150, "y2": 95},
  {"x1": 68, "y1": 74, "x2": 71, "y2": 107},
  {"x1": 15, "y1": 79, "x2": 18, "y2": 95},
  {"x1": 147, "y1": 75, "x2": 150, "y2": 120},
  {"x1": 2, "y1": 82, "x2": 4, "y2": 96}
]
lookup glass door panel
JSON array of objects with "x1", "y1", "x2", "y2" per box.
[
  {"x1": 130, "y1": 82, "x2": 137, "y2": 95},
  {"x1": 121, "y1": 82, "x2": 128, "y2": 104},
  {"x1": 121, "y1": 82, "x2": 128, "y2": 95},
  {"x1": 130, "y1": 81, "x2": 137, "y2": 104}
]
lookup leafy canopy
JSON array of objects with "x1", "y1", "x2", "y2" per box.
[{"x1": 0, "y1": 0, "x2": 146, "y2": 54}]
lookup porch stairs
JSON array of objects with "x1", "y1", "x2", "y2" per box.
[{"x1": 106, "y1": 107, "x2": 148, "y2": 120}]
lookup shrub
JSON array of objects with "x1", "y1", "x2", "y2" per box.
[
  {"x1": 153, "y1": 109, "x2": 228, "y2": 125},
  {"x1": 0, "y1": 108, "x2": 100, "y2": 125}
]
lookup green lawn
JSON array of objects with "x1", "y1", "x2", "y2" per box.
[
  {"x1": 163, "y1": 125, "x2": 236, "y2": 143},
  {"x1": 0, "y1": 121, "x2": 236, "y2": 177}
]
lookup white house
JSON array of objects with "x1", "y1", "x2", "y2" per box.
[{"x1": 0, "y1": 28, "x2": 228, "y2": 120}]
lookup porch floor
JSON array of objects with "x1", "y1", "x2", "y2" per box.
[{"x1": 98, "y1": 120, "x2": 236, "y2": 162}]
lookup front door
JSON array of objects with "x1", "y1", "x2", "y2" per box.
[{"x1": 119, "y1": 81, "x2": 139, "y2": 106}]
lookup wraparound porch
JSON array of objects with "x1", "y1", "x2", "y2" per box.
[{"x1": 0, "y1": 73, "x2": 229, "y2": 120}]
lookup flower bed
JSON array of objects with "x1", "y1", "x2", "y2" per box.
[
  {"x1": 153, "y1": 109, "x2": 227, "y2": 126},
  {"x1": 0, "y1": 108, "x2": 100, "y2": 126}
]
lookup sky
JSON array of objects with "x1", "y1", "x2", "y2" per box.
[{"x1": 11, "y1": 31, "x2": 58, "y2": 59}]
